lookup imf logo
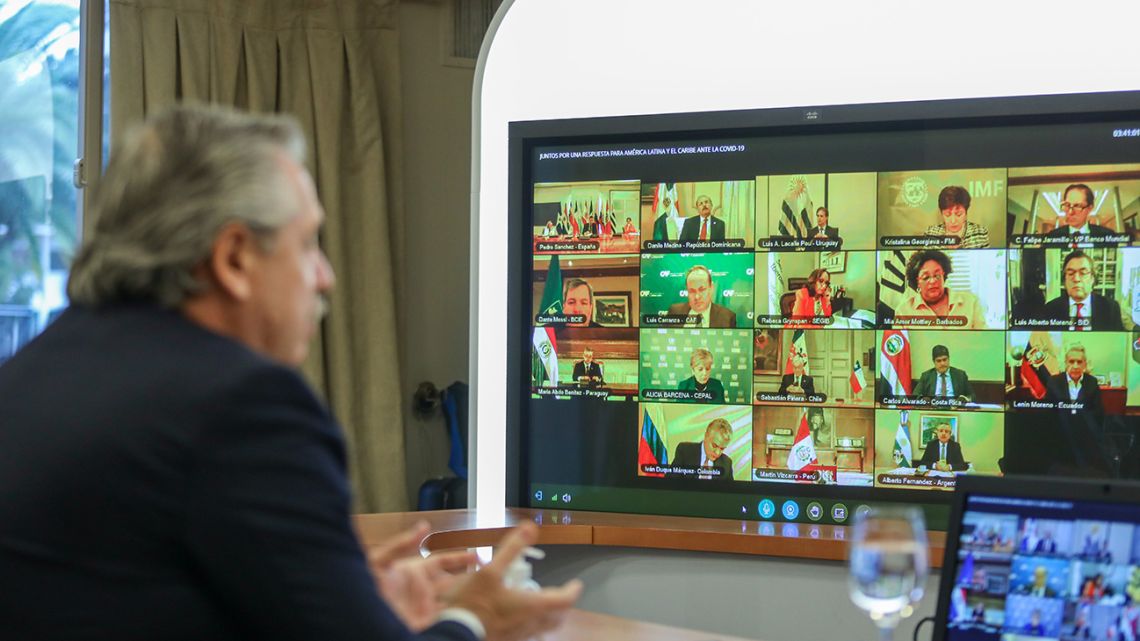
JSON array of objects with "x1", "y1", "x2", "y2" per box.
[{"x1": 902, "y1": 176, "x2": 928, "y2": 208}]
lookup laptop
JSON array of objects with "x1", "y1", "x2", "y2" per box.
[{"x1": 934, "y1": 475, "x2": 1140, "y2": 641}]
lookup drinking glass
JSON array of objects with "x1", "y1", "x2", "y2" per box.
[{"x1": 848, "y1": 506, "x2": 929, "y2": 641}]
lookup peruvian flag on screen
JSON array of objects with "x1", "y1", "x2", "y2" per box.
[
  {"x1": 879, "y1": 329, "x2": 913, "y2": 396},
  {"x1": 787, "y1": 411, "x2": 818, "y2": 471},
  {"x1": 783, "y1": 329, "x2": 809, "y2": 375},
  {"x1": 850, "y1": 361, "x2": 867, "y2": 395}
]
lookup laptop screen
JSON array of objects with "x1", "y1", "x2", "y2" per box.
[{"x1": 940, "y1": 489, "x2": 1140, "y2": 641}]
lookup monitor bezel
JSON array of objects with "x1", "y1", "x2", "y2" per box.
[
  {"x1": 506, "y1": 90, "x2": 1140, "y2": 512},
  {"x1": 932, "y1": 474, "x2": 1140, "y2": 641}
]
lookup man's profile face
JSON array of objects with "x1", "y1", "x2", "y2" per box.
[
  {"x1": 1065, "y1": 350, "x2": 1087, "y2": 381},
  {"x1": 703, "y1": 430, "x2": 729, "y2": 461},
  {"x1": 934, "y1": 355, "x2": 950, "y2": 374},
  {"x1": 936, "y1": 425, "x2": 952, "y2": 443},
  {"x1": 1062, "y1": 188, "x2": 1093, "y2": 228},
  {"x1": 695, "y1": 195, "x2": 713, "y2": 219},
  {"x1": 940, "y1": 205, "x2": 968, "y2": 235},
  {"x1": 563, "y1": 284, "x2": 594, "y2": 327},
  {"x1": 692, "y1": 358, "x2": 711, "y2": 385},
  {"x1": 247, "y1": 158, "x2": 335, "y2": 366},
  {"x1": 685, "y1": 270, "x2": 713, "y2": 314},
  {"x1": 1063, "y1": 256, "x2": 1094, "y2": 302},
  {"x1": 816, "y1": 209, "x2": 828, "y2": 227},
  {"x1": 917, "y1": 259, "x2": 947, "y2": 304}
]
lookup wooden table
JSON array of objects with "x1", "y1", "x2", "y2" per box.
[{"x1": 354, "y1": 508, "x2": 947, "y2": 567}]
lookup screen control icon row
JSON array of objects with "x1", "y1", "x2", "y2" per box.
[{"x1": 754, "y1": 499, "x2": 860, "y2": 524}]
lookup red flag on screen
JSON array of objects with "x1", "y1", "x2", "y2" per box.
[
  {"x1": 787, "y1": 411, "x2": 818, "y2": 471},
  {"x1": 879, "y1": 329, "x2": 913, "y2": 396},
  {"x1": 1021, "y1": 342, "x2": 1048, "y2": 400}
]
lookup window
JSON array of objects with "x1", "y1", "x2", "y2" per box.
[{"x1": 0, "y1": 0, "x2": 84, "y2": 363}]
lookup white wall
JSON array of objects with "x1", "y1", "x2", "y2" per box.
[{"x1": 398, "y1": 0, "x2": 476, "y2": 507}]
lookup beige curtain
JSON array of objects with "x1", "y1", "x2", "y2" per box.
[{"x1": 109, "y1": 0, "x2": 409, "y2": 512}]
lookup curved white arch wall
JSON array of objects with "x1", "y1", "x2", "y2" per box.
[{"x1": 471, "y1": 0, "x2": 1140, "y2": 513}]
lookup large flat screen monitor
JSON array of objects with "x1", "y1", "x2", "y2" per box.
[{"x1": 507, "y1": 91, "x2": 1140, "y2": 527}]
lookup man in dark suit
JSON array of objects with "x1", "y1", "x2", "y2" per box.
[
  {"x1": 912, "y1": 344, "x2": 975, "y2": 401},
  {"x1": 809, "y1": 206, "x2": 840, "y2": 240},
  {"x1": 1045, "y1": 184, "x2": 1114, "y2": 237},
  {"x1": 1034, "y1": 530, "x2": 1059, "y2": 554},
  {"x1": 1040, "y1": 250, "x2": 1124, "y2": 330},
  {"x1": 571, "y1": 347, "x2": 604, "y2": 387},
  {"x1": 666, "y1": 265, "x2": 736, "y2": 328},
  {"x1": 562, "y1": 277, "x2": 603, "y2": 327},
  {"x1": 0, "y1": 106, "x2": 579, "y2": 640},
  {"x1": 1045, "y1": 345, "x2": 1105, "y2": 419},
  {"x1": 1016, "y1": 567, "x2": 1057, "y2": 598},
  {"x1": 671, "y1": 418, "x2": 734, "y2": 480},
  {"x1": 777, "y1": 356, "x2": 815, "y2": 396},
  {"x1": 917, "y1": 422, "x2": 968, "y2": 471},
  {"x1": 679, "y1": 194, "x2": 726, "y2": 241},
  {"x1": 1045, "y1": 345, "x2": 1110, "y2": 472}
]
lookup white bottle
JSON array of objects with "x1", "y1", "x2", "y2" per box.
[
  {"x1": 503, "y1": 547, "x2": 545, "y2": 641},
  {"x1": 503, "y1": 546, "x2": 544, "y2": 592}
]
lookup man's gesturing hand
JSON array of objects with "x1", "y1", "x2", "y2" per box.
[
  {"x1": 446, "y1": 522, "x2": 583, "y2": 641},
  {"x1": 370, "y1": 521, "x2": 477, "y2": 631}
]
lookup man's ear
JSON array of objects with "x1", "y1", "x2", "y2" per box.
[{"x1": 206, "y1": 222, "x2": 261, "y2": 301}]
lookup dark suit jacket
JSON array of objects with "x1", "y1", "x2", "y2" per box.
[
  {"x1": 777, "y1": 373, "x2": 815, "y2": 396},
  {"x1": 666, "y1": 302, "x2": 736, "y2": 328},
  {"x1": 1045, "y1": 372, "x2": 1105, "y2": 418},
  {"x1": 1041, "y1": 294, "x2": 1124, "y2": 330},
  {"x1": 809, "y1": 225, "x2": 839, "y2": 240},
  {"x1": 671, "y1": 441, "x2": 733, "y2": 479},
  {"x1": 912, "y1": 366, "x2": 975, "y2": 401},
  {"x1": 676, "y1": 376, "x2": 725, "y2": 402},
  {"x1": 1046, "y1": 224, "x2": 1114, "y2": 238},
  {"x1": 917, "y1": 438, "x2": 968, "y2": 471},
  {"x1": 0, "y1": 305, "x2": 475, "y2": 641},
  {"x1": 679, "y1": 215, "x2": 726, "y2": 241},
  {"x1": 572, "y1": 360, "x2": 604, "y2": 386}
]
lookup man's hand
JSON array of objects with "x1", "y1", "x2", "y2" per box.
[
  {"x1": 369, "y1": 521, "x2": 478, "y2": 631},
  {"x1": 447, "y1": 523, "x2": 583, "y2": 641}
]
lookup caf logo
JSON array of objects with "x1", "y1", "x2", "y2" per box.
[
  {"x1": 884, "y1": 333, "x2": 906, "y2": 356},
  {"x1": 902, "y1": 176, "x2": 928, "y2": 208}
]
